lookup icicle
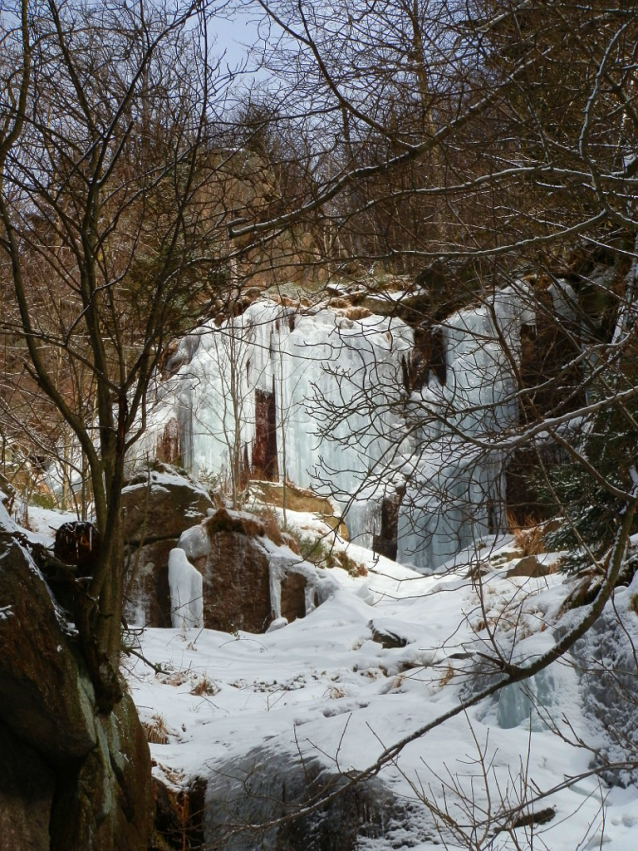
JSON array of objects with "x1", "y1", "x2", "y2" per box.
[{"x1": 168, "y1": 549, "x2": 203, "y2": 629}]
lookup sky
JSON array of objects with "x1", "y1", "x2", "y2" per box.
[{"x1": 208, "y1": 3, "x2": 267, "y2": 77}]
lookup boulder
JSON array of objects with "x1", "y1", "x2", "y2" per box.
[
  {"x1": 0, "y1": 536, "x2": 97, "y2": 763},
  {"x1": 0, "y1": 724, "x2": 54, "y2": 850},
  {"x1": 175, "y1": 508, "x2": 321, "y2": 633},
  {"x1": 0, "y1": 508, "x2": 154, "y2": 850},
  {"x1": 506, "y1": 555, "x2": 553, "y2": 578},
  {"x1": 121, "y1": 466, "x2": 214, "y2": 543},
  {"x1": 205, "y1": 747, "x2": 426, "y2": 850},
  {"x1": 124, "y1": 539, "x2": 174, "y2": 628},
  {"x1": 369, "y1": 619, "x2": 409, "y2": 649},
  {"x1": 122, "y1": 466, "x2": 214, "y2": 627},
  {"x1": 54, "y1": 521, "x2": 101, "y2": 576},
  {"x1": 49, "y1": 692, "x2": 154, "y2": 851}
]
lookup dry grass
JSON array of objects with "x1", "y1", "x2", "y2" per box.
[
  {"x1": 250, "y1": 481, "x2": 348, "y2": 537},
  {"x1": 333, "y1": 549, "x2": 368, "y2": 577},
  {"x1": 439, "y1": 664, "x2": 454, "y2": 687},
  {"x1": 325, "y1": 685, "x2": 346, "y2": 699},
  {"x1": 157, "y1": 670, "x2": 190, "y2": 687},
  {"x1": 190, "y1": 674, "x2": 220, "y2": 697},
  {"x1": 328, "y1": 296, "x2": 351, "y2": 309},
  {"x1": 294, "y1": 535, "x2": 367, "y2": 576},
  {"x1": 252, "y1": 480, "x2": 332, "y2": 514},
  {"x1": 342, "y1": 305, "x2": 372, "y2": 321},
  {"x1": 144, "y1": 713, "x2": 170, "y2": 745},
  {"x1": 507, "y1": 512, "x2": 547, "y2": 556},
  {"x1": 255, "y1": 507, "x2": 284, "y2": 545}
]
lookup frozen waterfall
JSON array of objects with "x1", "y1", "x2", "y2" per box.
[
  {"x1": 397, "y1": 285, "x2": 535, "y2": 568},
  {"x1": 138, "y1": 300, "x2": 413, "y2": 548},
  {"x1": 140, "y1": 286, "x2": 534, "y2": 571}
]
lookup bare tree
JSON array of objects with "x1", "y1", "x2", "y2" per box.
[
  {"x1": 3, "y1": 0, "x2": 638, "y2": 841},
  {"x1": 194, "y1": 0, "x2": 638, "y2": 839},
  {"x1": 244, "y1": 0, "x2": 638, "y2": 567},
  {"x1": 0, "y1": 0, "x2": 231, "y2": 710}
]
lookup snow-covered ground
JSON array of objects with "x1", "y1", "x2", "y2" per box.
[
  {"x1": 20, "y1": 504, "x2": 78, "y2": 544},
  {"x1": 123, "y1": 509, "x2": 638, "y2": 850}
]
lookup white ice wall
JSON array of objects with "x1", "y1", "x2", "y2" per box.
[
  {"x1": 397, "y1": 284, "x2": 535, "y2": 569},
  {"x1": 142, "y1": 286, "x2": 534, "y2": 572},
  {"x1": 140, "y1": 300, "x2": 413, "y2": 547}
]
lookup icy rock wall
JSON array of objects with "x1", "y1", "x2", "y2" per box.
[
  {"x1": 140, "y1": 300, "x2": 413, "y2": 547},
  {"x1": 141, "y1": 286, "x2": 534, "y2": 571},
  {"x1": 397, "y1": 284, "x2": 535, "y2": 569},
  {"x1": 172, "y1": 508, "x2": 331, "y2": 632}
]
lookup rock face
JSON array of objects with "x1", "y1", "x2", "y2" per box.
[
  {"x1": 54, "y1": 520, "x2": 101, "y2": 576},
  {"x1": 205, "y1": 747, "x2": 426, "y2": 850},
  {"x1": 137, "y1": 299, "x2": 412, "y2": 556},
  {"x1": 252, "y1": 388, "x2": 278, "y2": 480},
  {"x1": 122, "y1": 466, "x2": 214, "y2": 627},
  {"x1": 175, "y1": 508, "x2": 320, "y2": 633},
  {"x1": 49, "y1": 691, "x2": 154, "y2": 851},
  {"x1": 576, "y1": 576, "x2": 638, "y2": 787},
  {"x1": 0, "y1": 724, "x2": 54, "y2": 850},
  {"x1": 151, "y1": 775, "x2": 206, "y2": 850},
  {"x1": 125, "y1": 538, "x2": 176, "y2": 628},
  {"x1": 155, "y1": 416, "x2": 183, "y2": 466},
  {"x1": 0, "y1": 508, "x2": 154, "y2": 850},
  {"x1": 506, "y1": 555, "x2": 553, "y2": 578},
  {"x1": 372, "y1": 485, "x2": 405, "y2": 561}
]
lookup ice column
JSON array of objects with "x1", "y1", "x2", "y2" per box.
[{"x1": 397, "y1": 284, "x2": 534, "y2": 570}]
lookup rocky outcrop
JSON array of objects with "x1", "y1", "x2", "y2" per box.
[
  {"x1": 54, "y1": 520, "x2": 101, "y2": 576},
  {"x1": 247, "y1": 480, "x2": 348, "y2": 539},
  {"x1": 155, "y1": 416, "x2": 183, "y2": 465},
  {"x1": 122, "y1": 466, "x2": 215, "y2": 542},
  {"x1": 122, "y1": 466, "x2": 214, "y2": 627},
  {"x1": 0, "y1": 508, "x2": 154, "y2": 850},
  {"x1": 0, "y1": 724, "x2": 54, "y2": 850},
  {"x1": 252, "y1": 388, "x2": 279, "y2": 480},
  {"x1": 372, "y1": 485, "x2": 405, "y2": 562},
  {"x1": 175, "y1": 508, "x2": 324, "y2": 633},
  {"x1": 125, "y1": 538, "x2": 177, "y2": 628},
  {"x1": 49, "y1": 691, "x2": 154, "y2": 851},
  {"x1": 576, "y1": 576, "x2": 638, "y2": 787},
  {"x1": 205, "y1": 747, "x2": 427, "y2": 850}
]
